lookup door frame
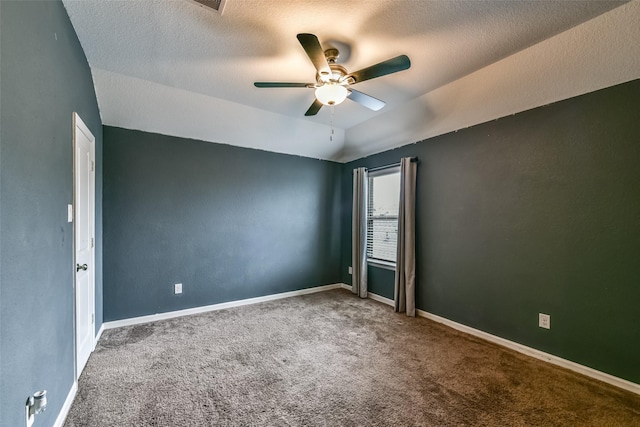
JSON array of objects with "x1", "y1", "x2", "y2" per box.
[{"x1": 73, "y1": 112, "x2": 96, "y2": 379}]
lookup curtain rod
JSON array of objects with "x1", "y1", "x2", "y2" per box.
[{"x1": 366, "y1": 157, "x2": 418, "y2": 173}]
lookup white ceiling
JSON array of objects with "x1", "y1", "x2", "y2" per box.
[{"x1": 62, "y1": 0, "x2": 640, "y2": 162}]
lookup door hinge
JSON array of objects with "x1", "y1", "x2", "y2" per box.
[
  {"x1": 91, "y1": 161, "x2": 95, "y2": 172},
  {"x1": 92, "y1": 313, "x2": 95, "y2": 324},
  {"x1": 91, "y1": 237, "x2": 94, "y2": 248}
]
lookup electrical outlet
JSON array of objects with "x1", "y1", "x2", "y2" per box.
[
  {"x1": 539, "y1": 313, "x2": 550, "y2": 329},
  {"x1": 174, "y1": 283, "x2": 182, "y2": 294},
  {"x1": 348, "y1": 266, "x2": 353, "y2": 275}
]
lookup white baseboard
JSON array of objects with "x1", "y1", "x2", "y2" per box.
[
  {"x1": 96, "y1": 284, "x2": 640, "y2": 397},
  {"x1": 417, "y1": 309, "x2": 640, "y2": 395},
  {"x1": 103, "y1": 283, "x2": 345, "y2": 330},
  {"x1": 365, "y1": 292, "x2": 639, "y2": 396},
  {"x1": 367, "y1": 292, "x2": 394, "y2": 306},
  {"x1": 53, "y1": 381, "x2": 77, "y2": 427}
]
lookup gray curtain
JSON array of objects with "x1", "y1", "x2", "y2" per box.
[
  {"x1": 394, "y1": 157, "x2": 417, "y2": 316},
  {"x1": 352, "y1": 167, "x2": 368, "y2": 298}
]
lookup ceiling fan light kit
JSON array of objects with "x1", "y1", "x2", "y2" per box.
[
  {"x1": 254, "y1": 33, "x2": 410, "y2": 116},
  {"x1": 315, "y1": 83, "x2": 348, "y2": 106}
]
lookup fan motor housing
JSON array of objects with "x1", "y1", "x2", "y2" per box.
[{"x1": 317, "y1": 63, "x2": 349, "y2": 84}]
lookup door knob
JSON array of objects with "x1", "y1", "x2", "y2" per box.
[{"x1": 76, "y1": 263, "x2": 88, "y2": 272}]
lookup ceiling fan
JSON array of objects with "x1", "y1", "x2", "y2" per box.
[{"x1": 254, "y1": 34, "x2": 411, "y2": 116}]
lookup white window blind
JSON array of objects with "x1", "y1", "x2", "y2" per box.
[{"x1": 367, "y1": 167, "x2": 400, "y2": 264}]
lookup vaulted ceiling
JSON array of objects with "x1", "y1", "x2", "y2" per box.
[{"x1": 63, "y1": 0, "x2": 640, "y2": 162}]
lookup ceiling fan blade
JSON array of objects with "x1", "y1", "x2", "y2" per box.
[
  {"x1": 297, "y1": 33, "x2": 332, "y2": 79},
  {"x1": 254, "y1": 82, "x2": 313, "y2": 88},
  {"x1": 305, "y1": 99, "x2": 323, "y2": 116},
  {"x1": 347, "y1": 89, "x2": 385, "y2": 111},
  {"x1": 346, "y1": 55, "x2": 411, "y2": 84}
]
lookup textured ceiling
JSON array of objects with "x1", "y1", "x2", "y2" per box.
[{"x1": 62, "y1": 0, "x2": 640, "y2": 162}]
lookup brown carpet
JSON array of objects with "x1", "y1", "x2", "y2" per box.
[{"x1": 65, "y1": 289, "x2": 640, "y2": 426}]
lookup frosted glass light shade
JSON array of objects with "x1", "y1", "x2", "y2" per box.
[{"x1": 315, "y1": 83, "x2": 348, "y2": 106}]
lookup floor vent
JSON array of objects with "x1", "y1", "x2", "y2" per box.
[{"x1": 188, "y1": 0, "x2": 227, "y2": 15}]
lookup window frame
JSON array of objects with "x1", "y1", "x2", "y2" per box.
[{"x1": 366, "y1": 165, "x2": 401, "y2": 271}]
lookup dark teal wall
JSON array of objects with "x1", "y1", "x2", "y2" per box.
[
  {"x1": 367, "y1": 266, "x2": 395, "y2": 300},
  {"x1": 0, "y1": 1, "x2": 103, "y2": 426},
  {"x1": 103, "y1": 127, "x2": 341, "y2": 321},
  {"x1": 341, "y1": 79, "x2": 640, "y2": 384}
]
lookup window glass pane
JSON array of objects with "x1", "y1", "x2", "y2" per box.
[{"x1": 367, "y1": 170, "x2": 400, "y2": 263}]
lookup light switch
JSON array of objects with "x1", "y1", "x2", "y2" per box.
[{"x1": 67, "y1": 204, "x2": 73, "y2": 222}]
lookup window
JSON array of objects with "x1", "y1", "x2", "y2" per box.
[{"x1": 367, "y1": 166, "x2": 400, "y2": 268}]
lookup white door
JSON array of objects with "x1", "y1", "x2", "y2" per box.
[{"x1": 74, "y1": 112, "x2": 95, "y2": 377}]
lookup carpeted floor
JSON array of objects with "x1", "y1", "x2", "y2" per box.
[{"x1": 65, "y1": 289, "x2": 640, "y2": 426}]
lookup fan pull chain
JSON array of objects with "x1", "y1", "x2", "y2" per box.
[{"x1": 330, "y1": 105, "x2": 335, "y2": 142}]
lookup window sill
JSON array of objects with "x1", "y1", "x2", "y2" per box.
[{"x1": 367, "y1": 259, "x2": 396, "y2": 271}]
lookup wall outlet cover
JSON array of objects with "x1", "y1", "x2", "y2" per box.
[
  {"x1": 539, "y1": 313, "x2": 551, "y2": 329},
  {"x1": 174, "y1": 283, "x2": 182, "y2": 294}
]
